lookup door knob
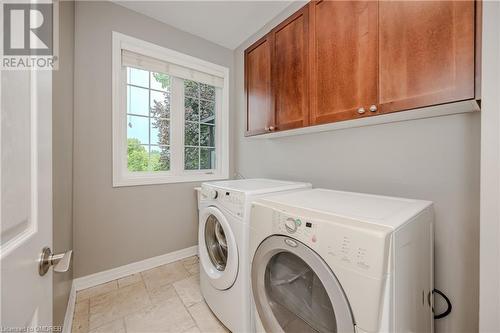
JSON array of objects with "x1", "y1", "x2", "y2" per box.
[
  {"x1": 269, "y1": 126, "x2": 276, "y2": 131},
  {"x1": 369, "y1": 105, "x2": 378, "y2": 112},
  {"x1": 39, "y1": 247, "x2": 72, "y2": 276},
  {"x1": 357, "y1": 107, "x2": 366, "y2": 114}
]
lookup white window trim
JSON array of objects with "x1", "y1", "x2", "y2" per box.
[{"x1": 112, "y1": 32, "x2": 229, "y2": 187}]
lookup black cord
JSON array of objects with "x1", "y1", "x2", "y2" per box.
[{"x1": 433, "y1": 288, "x2": 452, "y2": 319}]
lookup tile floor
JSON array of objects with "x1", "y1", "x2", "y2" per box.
[{"x1": 72, "y1": 256, "x2": 230, "y2": 333}]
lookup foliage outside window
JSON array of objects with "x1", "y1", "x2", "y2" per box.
[
  {"x1": 126, "y1": 68, "x2": 217, "y2": 173},
  {"x1": 127, "y1": 68, "x2": 171, "y2": 172},
  {"x1": 184, "y1": 80, "x2": 216, "y2": 170}
]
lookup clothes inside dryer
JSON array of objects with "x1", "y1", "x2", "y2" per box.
[{"x1": 265, "y1": 251, "x2": 337, "y2": 333}]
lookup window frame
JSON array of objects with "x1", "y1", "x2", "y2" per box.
[{"x1": 112, "y1": 32, "x2": 229, "y2": 187}]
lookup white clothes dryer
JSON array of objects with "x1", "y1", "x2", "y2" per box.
[
  {"x1": 197, "y1": 179, "x2": 311, "y2": 333},
  {"x1": 249, "y1": 189, "x2": 434, "y2": 333}
]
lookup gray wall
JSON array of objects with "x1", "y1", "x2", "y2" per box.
[
  {"x1": 233, "y1": 4, "x2": 480, "y2": 333},
  {"x1": 73, "y1": 1, "x2": 234, "y2": 278},
  {"x1": 53, "y1": 1, "x2": 74, "y2": 326},
  {"x1": 479, "y1": 1, "x2": 500, "y2": 331}
]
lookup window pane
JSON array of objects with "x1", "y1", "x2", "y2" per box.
[
  {"x1": 184, "y1": 80, "x2": 199, "y2": 98},
  {"x1": 200, "y1": 83, "x2": 215, "y2": 101},
  {"x1": 151, "y1": 90, "x2": 170, "y2": 119},
  {"x1": 185, "y1": 97, "x2": 199, "y2": 121},
  {"x1": 127, "y1": 115, "x2": 149, "y2": 144},
  {"x1": 127, "y1": 142, "x2": 149, "y2": 172},
  {"x1": 185, "y1": 147, "x2": 200, "y2": 170},
  {"x1": 127, "y1": 86, "x2": 149, "y2": 116},
  {"x1": 182, "y1": 79, "x2": 217, "y2": 172},
  {"x1": 150, "y1": 72, "x2": 170, "y2": 91},
  {"x1": 151, "y1": 119, "x2": 170, "y2": 146},
  {"x1": 185, "y1": 121, "x2": 199, "y2": 146},
  {"x1": 150, "y1": 145, "x2": 170, "y2": 171},
  {"x1": 127, "y1": 67, "x2": 149, "y2": 88},
  {"x1": 200, "y1": 148, "x2": 215, "y2": 170},
  {"x1": 200, "y1": 124, "x2": 215, "y2": 147},
  {"x1": 200, "y1": 100, "x2": 215, "y2": 124}
]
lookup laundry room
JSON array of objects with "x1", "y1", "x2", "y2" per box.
[{"x1": 1, "y1": 1, "x2": 499, "y2": 333}]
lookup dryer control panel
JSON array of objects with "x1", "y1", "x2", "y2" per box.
[
  {"x1": 271, "y1": 209, "x2": 391, "y2": 279},
  {"x1": 273, "y1": 212, "x2": 319, "y2": 242}
]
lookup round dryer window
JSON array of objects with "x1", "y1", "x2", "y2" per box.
[
  {"x1": 205, "y1": 214, "x2": 228, "y2": 271},
  {"x1": 252, "y1": 236, "x2": 355, "y2": 333},
  {"x1": 199, "y1": 206, "x2": 238, "y2": 290}
]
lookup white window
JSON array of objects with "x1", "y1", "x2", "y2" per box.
[{"x1": 112, "y1": 32, "x2": 229, "y2": 186}]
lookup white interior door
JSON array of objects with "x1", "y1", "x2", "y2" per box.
[{"x1": 1, "y1": 69, "x2": 53, "y2": 328}]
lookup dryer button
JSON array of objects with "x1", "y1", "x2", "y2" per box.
[{"x1": 357, "y1": 262, "x2": 370, "y2": 269}]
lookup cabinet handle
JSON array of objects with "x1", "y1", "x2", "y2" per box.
[
  {"x1": 369, "y1": 105, "x2": 378, "y2": 112},
  {"x1": 269, "y1": 126, "x2": 276, "y2": 131},
  {"x1": 357, "y1": 107, "x2": 366, "y2": 114}
]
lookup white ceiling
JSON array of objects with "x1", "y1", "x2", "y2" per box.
[{"x1": 114, "y1": 1, "x2": 296, "y2": 50}]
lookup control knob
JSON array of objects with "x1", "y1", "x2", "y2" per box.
[
  {"x1": 284, "y1": 218, "x2": 298, "y2": 233},
  {"x1": 202, "y1": 188, "x2": 218, "y2": 200}
]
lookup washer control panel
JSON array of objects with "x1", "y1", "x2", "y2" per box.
[
  {"x1": 271, "y1": 209, "x2": 389, "y2": 278},
  {"x1": 200, "y1": 185, "x2": 245, "y2": 217},
  {"x1": 218, "y1": 190, "x2": 244, "y2": 217}
]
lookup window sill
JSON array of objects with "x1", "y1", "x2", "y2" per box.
[
  {"x1": 113, "y1": 172, "x2": 228, "y2": 187},
  {"x1": 247, "y1": 99, "x2": 480, "y2": 140}
]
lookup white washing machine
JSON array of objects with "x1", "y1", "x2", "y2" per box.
[
  {"x1": 249, "y1": 189, "x2": 434, "y2": 333},
  {"x1": 197, "y1": 179, "x2": 311, "y2": 333}
]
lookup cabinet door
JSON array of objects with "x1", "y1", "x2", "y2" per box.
[
  {"x1": 379, "y1": 0, "x2": 475, "y2": 113},
  {"x1": 272, "y1": 6, "x2": 309, "y2": 131},
  {"x1": 309, "y1": 1, "x2": 378, "y2": 125},
  {"x1": 245, "y1": 34, "x2": 274, "y2": 136}
]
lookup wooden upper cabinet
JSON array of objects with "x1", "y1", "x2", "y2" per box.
[
  {"x1": 245, "y1": 34, "x2": 274, "y2": 136},
  {"x1": 309, "y1": 1, "x2": 379, "y2": 125},
  {"x1": 379, "y1": 0, "x2": 475, "y2": 113},
  {"x1": 243, "y1": 0, "x2": 478, "y2": 136},
  {"x1": 272, "y1": 6, "x2": 309, "y2": 131}
]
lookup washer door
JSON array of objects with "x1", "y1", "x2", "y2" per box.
[
  {"x1": 252, "y1": 235, "x2": 355, "y2": 333},
  {"x1": 199, "y1": 206, "x2": 238, "y2": 290}
]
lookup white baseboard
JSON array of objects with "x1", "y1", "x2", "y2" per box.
[
  {"x1": 62, "y1": 245, "x2": 198, "y2": 332},
  {"x1": 62, "y1": 281, "x2": 76, "y2": 333},
  {"x1": 73, "y1": 245, "x2": 198, "y2": 291}
]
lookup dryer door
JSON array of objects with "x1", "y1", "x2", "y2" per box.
[
  {"x1": 199, "y1": 206, "x2": 238, "y2": 290},
  {"x1": 252, "y1": 235, "x2": 355, "y2": 333}
]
